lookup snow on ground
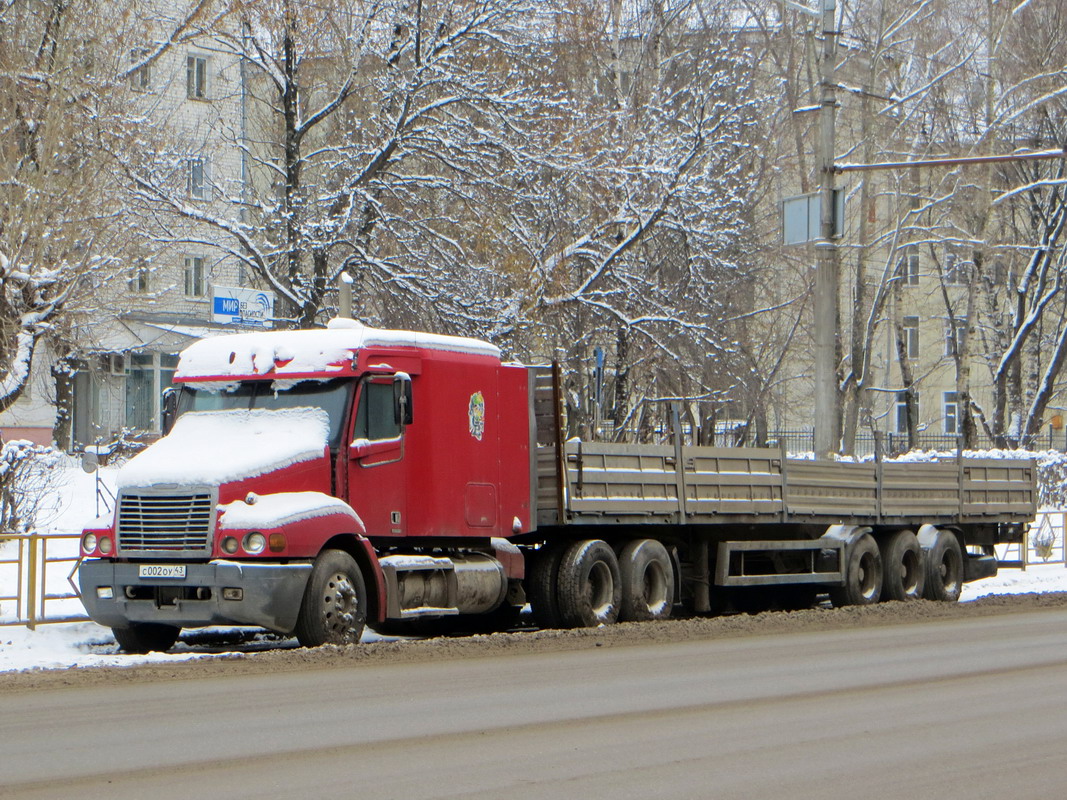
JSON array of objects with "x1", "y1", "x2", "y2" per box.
[{"x1": 2, "y1": 459, "x2": 1067, "y2": 673}]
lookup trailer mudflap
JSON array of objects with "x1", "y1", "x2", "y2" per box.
[{"x1": 964, "y1": 553, "x2": 998, "y2": 583}]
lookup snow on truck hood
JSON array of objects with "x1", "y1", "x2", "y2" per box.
[
  {"x1": 175, "y1": 318, "x2": 500, "y2": 379},
  {"x1": 117, "y1": 408, "x2": 330, "y2": 489}
]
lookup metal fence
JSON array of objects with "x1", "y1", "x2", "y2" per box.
[
  {"x1": 766, "y1": 428, "x2": 1067, "y2": 457},
  {"x1": 998, "y1": 511, "x2": 1067, "y2": 570},
  {"x1": 0, "y1": 533, "x2": 88, "y2": 629}
]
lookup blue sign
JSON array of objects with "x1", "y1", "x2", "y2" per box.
[
  {"x1": 214, "y1": 297, "x2": 240, "y2": 315},
  {"x1": 211, "y1": 285, "x2": 275, "y2": 328}
]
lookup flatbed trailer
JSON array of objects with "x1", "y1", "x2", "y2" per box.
[{"x1": 521, "y1": 364, "x2": 1035, "y2": 623}]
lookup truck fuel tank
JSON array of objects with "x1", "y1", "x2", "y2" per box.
[{"x1": 379, "y1": 552, "x2": 508, "y2": 619}]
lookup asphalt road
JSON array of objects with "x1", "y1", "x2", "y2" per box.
[{"x1": 2, "y1": 609, "x2": 1067, "y2": 799}]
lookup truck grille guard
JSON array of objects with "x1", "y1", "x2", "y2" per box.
[{"x1": 116, "y1": 488, "x2": 216, "y2": 558}]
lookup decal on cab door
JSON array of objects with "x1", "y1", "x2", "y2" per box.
[{"x1": 468, "y1": 391, "x2": 485, "y2": 441}]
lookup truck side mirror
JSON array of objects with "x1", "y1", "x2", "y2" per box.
[
  {"x1": 161, "y1": 387, "x2": 178, "y2": 435},
  {"x1": 393, "y1": 375, "x2": 413, "y2": 427}
]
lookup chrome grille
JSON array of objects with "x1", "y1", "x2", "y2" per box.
[{"x1": 117, "y1": 491, "x2": 215, "y2": 555}]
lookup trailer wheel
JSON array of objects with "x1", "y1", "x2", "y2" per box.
[
  {"x1": 829, "y1": 533, "x2": 882, "y2": 607},
  {"x1": 880, "y1": 530, "x2": 925, "y2": 602},
  {"x1": 294, "y1": 549, "x2": 367, "y2": 647},
  {"x1": 557, "y1": 539, "x2": 622, "y2": 628},
  {"x1": 923, "y1": 529, "x2": 964, "y2": 603},
  {"x1": 618, "y1": 539, "x2": 675, "y2": 622},
  {"x1": 528, "y1": 543, "x2": 566, "y2": 629},
  {"x1": 112, "y1": 623, "x2": 181, "y2": 654}
]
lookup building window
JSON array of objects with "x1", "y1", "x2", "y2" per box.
[
  {"x1": 894, "y1": 390, "x2": 915, "y2": 434},
  {"x1": 124, "y1": 353, "x2": 181, "y2": 434},
  {"x1": 945, "y1": 248, "x2": 970, "y2": 286},
  {"x1": 188, "y1": 157, "x2": 209, "y2": 200},
  {"x1": 896, "y1": 246, "x2": 919, "y2": 287},
  {"x1": 160, "y1": 354, "x2": 179, "y2": 389},
  {"x1": 945, "y1": 319, "x2": 967, "y2": 357},
  {"x1": 902, "y1": 316, "x2": 919, "y2": 359},
  {"x1": 130, "y1": 48, "x2": 150, "y2": 90},
  {"x1": 125, "y1": 353, "x2": 154, "y2": 432},
  {"x1": 184, "y1": 255, "x2": 205, "y2": 297},
  {"x1": 944, "y1": 391, "x2": 960, "y2": 435},
  {"x1": 186, "y1": 55, "x2": 208, "y2": 100},
  {"x1": 129, "y1": 261, "x2": 150, "y2": 293},
  {"x1": 993, "y1": 259, "x2": 1008, "y2": 285}
]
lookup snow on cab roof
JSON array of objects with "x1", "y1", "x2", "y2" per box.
[{"x1": 175, "y1": 317, "x2": 500, "y2": 379}]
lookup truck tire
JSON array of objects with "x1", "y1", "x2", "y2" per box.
[
  {"x1": 528, "y1": 543, "x2": 566, "y2": 629},
  {"x1": 112, "y1": 623, "x2": 181, "y2": 654},
  {"x1": 923, "y1": 529, "x2": 964, "y2": 602},
  {"x1": 880, "y1": 530, "x2": 925, "y2": 602},
  {"x1": 618, "y1": 539, "x2": 675, "y2": 622},
  {"x1": 557, "y1": 539, "x2": 622, "y2": 628},
  {"x1": 829, "y1": 533, "x2": 882, "y2": 607},
  {"x1": 294, "y1": 549, "x2": 368, "y2": 647}
]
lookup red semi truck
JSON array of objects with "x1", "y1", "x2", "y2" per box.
[{"x1": 78, "y1": 319, "x2": 1037, "y2": 652}]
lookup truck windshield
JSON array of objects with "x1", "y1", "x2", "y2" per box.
[{"x1": 175, "y1": 379, "x2": 352, "y2": 448}]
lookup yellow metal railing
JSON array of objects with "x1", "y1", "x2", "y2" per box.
[{"x1": 0, "y1": 533, "x2": 88, "y2": 629}]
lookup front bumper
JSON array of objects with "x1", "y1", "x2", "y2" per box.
[{"x1": 79, "y1": 559, "x2": 313, "y2": 634}]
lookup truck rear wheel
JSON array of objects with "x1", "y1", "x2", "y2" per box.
[
  {"x1": 881, "y1": 530, "x2": 925, "y2": 602},
  {"x1": 557, "y1": 539, "x2": 621, "y2": 628},
  {"x1": 294, "y1": 549, "x2": 367, "y2": 647},
  {"x1": 618, "y1": 539, "x2": 674, "y2": 622},
  {"x1": 923, "y1": 529, "x2": 963, "y2": 602},
  {"x1": 528, "y1": 543, "x2": 566, "y2": 629},
  {"x1": 829, "y1": 533, "x2": 882, "y2": 607},
  {"x1": 112, "y1": 623, "x2": 181, "y2": 654}
]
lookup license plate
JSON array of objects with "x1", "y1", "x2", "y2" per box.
[{"x1": 138, "y1": 564, "x2": 187, "y2": 579}]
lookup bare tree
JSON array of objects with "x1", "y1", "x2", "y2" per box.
[
  {"x1": 0, "y1": 0, "x2": 214, "y2": 431},
  {"x1": 494, "y1": 0, "x2": 768, "y2": 436},
  {"x1": 124, "y1": 0, "x2": 556, "y2": 329}
]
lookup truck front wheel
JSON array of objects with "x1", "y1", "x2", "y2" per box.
[
  {"x1": 112, "y1": 623, "x2": 181, "y2": 654},
  {"x1": 294, "y1": 549, "x2": 368, "y2": 647}
]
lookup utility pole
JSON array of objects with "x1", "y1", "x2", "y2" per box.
[
  {"x1": 782, "y1": 0, "x2": 839, "y2": 458},
  {"x1": 812, "y1": 0, "x2": 839, "y2": 459}
]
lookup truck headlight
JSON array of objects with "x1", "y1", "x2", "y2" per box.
[
  {"x1": 243, "y1": 532, "x2": 267, "y2": 554},
  {"x1": 221, "y1": 536, "x2": 239, "y2": 555},
  {"x1": 99, "y1": 536, "x2": 113, "y2": 555},
  {"x1": 82, "y1": 533, "x2": 97, "y2": 554}
]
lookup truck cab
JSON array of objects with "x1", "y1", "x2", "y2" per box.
[{"x1": 79, "y1": 319, "x2": 532, "y2": 652}]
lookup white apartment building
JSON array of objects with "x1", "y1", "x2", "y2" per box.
[{"x1": 0, "y1": 18, "x2": 270, "y2": 451}]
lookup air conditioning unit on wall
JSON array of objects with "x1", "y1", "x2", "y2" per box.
[{"x1": 105, "y1": 353, "x2": 128, "y2": 376}]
